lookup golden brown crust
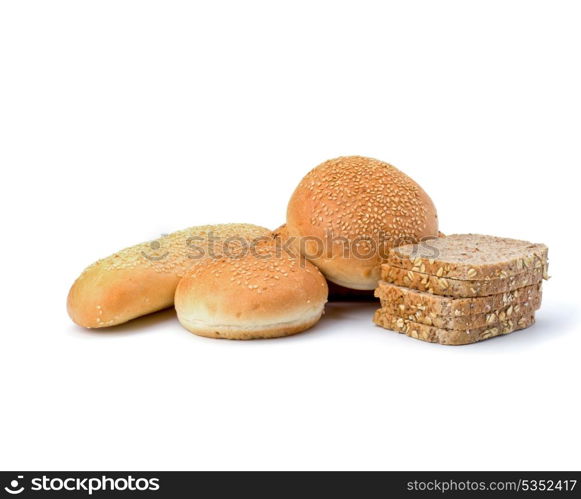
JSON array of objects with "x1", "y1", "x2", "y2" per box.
[
  {"x1": 67, "y1": 266, "x2": 178, "y2": 328},
  {"x1": 286, "y1": 156, "x2": 438, "y2": 290},
  {"x1": 175, "y1": 242, "x2": 328, "y2": 339},
  {"x1": 67, "y1": 224, "x2": 271, "y2": 328},
  {"x1": 271, "y1": 224, "x2": 290, "y2": 241}
]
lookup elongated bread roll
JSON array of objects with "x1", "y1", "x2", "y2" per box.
[{"x1": 67, "y1": 224, "x2": 270, "y2": 328}]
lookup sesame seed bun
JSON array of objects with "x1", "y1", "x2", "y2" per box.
[
  {"x1": 67, "y1": 223, "x2": 271, "y2": 328},
  {"x1": 286, "y1": 156, "x2": 438, "y2": 290},
  {"x1": 175, "y1": 241, "x2": 328, "y2": 339}
]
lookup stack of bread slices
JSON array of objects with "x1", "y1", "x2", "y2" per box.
[{"x1": 374, "y1": 234, "x2": 549, "y2": 345}]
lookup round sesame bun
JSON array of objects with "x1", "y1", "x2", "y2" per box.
[
  {"x1": 67, "y1": 223, "x2": 271, "y2": 328},
  {"x1": 175, "y1": 242, "x2": 328, "y2": 339},
  {"x1": 287, "y1": 156, "x2": 438, "y2": 290}
]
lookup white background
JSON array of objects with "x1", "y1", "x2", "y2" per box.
[{"x1": 1, "y1": 0, "x2": 579, "y2": 471}]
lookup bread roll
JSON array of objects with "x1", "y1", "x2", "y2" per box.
[
  {"x1": 175, "y1": 240, "x2": 328, "y2": 339},
  {"x1": 67, "y1": 224, "x2": 270, "y2": 328},
  {"x1": 287, "y1": 156, "x2": 438, "y2": 290}
]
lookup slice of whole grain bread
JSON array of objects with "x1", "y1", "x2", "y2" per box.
[
  {"x1": 373, "y1": 309, "x2": 536, "y2": 345},
  {"x1": 374, "y1": 281, "x2": 542, "y2": 316},
  {"x1": 381, "y1": 264, "x2": 547, "y2": 298},
  {"x1": 378, "y1": 294, "x2": 541, "y2": 329},
  {"x1": 387, "y1": 234, "x2": 548, "y2": 280}
]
